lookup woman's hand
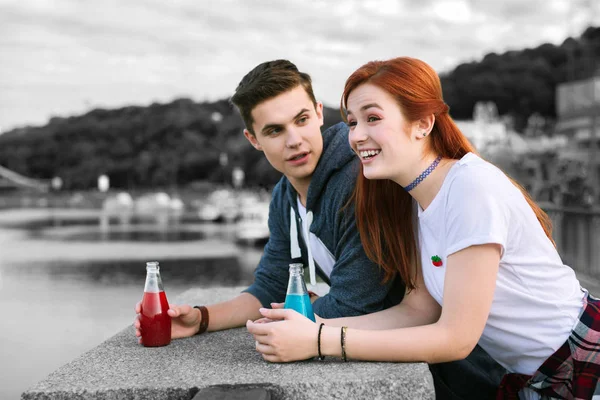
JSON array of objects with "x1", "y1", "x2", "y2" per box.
[
  {"x1": 246, "y1": 308, "x2": 319, "y2": 362},
  {"x1": 252, "y1": 302, "x2": 283, "y2": 324}
]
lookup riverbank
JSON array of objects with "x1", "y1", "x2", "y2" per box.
[{"x1": 0, "y1": 208, "x2": 262, "y2": 400}]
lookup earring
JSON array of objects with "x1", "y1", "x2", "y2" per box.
[{"x1": 422, "y1": 131, "x2": 427, "y2": 137}]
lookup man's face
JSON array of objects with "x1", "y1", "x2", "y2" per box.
[{"x1": 244, "y1": 85, "x2": 324, "y2": 188}]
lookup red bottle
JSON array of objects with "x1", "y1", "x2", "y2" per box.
[{"x1": 140, "y1": 261, "x2": 171, "y2": 347}]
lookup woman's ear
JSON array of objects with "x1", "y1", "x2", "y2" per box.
[{"x1": 415, "y1": 114, "x2": 436, "y2": 139}]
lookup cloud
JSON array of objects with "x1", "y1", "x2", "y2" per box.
[{"x1": 0, "y1": 0, "x2": 599, "y2": 130}]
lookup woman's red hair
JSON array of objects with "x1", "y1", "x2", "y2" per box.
[{"x1": 341, "y1": 57, "x2": 554, "y2": 290}]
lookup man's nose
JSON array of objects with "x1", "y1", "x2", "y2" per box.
[{"x1": 285, "y1": 129, "x2": 302, "y2": 148}]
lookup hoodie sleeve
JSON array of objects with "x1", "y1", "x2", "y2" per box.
[
  {"x1": 311, "y1": 168, "x2": 405, "y2": 318},
  {"x1": 242, "y1": 182, "x2": 291, "y2": 307}
]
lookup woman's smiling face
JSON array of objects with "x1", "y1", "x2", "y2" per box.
[{"x1": 346, "y1": 83, "x2": 421, "y2": 183}]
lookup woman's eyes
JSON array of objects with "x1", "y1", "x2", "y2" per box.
[{"x1": 346, "y1": 115, "x2": 380, "y2": 127}]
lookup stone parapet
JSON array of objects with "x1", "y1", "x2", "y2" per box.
[{"x1": 22, "y1": 287, "x2": 434, "y2": 400}]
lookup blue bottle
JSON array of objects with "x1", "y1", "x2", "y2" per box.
[{"x1": 283, "y1": 263, "x2": 316, "y2": 322}]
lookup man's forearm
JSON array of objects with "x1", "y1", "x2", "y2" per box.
[{"x1": 203, "y1": 292, "x2": 263, "y2": 332}]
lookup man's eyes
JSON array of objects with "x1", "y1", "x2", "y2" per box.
[
  {"x1": 264, "y1": 116, "x2": 309, "y2": 135},
  {"x1": 264, "y1": 128, "x2": 281, "y2": 136}
]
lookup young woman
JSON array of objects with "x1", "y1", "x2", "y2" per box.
[{"x1": 246, "y1": 57, "x2": 600, "y2": 399}]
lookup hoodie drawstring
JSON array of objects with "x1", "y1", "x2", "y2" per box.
[
  {"x1": 289, "y1": 207, "x2": 317, "y2": 286},
  {"x1": 290, "y1": 207, "x2": 301, "y2": 259},
  {"x1": 304, "y1": 211, "x2": 316, "y2": 286}
]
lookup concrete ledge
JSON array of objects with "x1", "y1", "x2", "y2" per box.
[{"x1": 22, "y1": 287, "x2": 434, "y2": 400}]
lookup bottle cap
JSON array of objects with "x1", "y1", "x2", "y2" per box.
[
  {"x1": 146, "y1": 261, "x2": 160, "y2": 270},
  {"x1": 288, "y1": 263, "x2": 303, "y2": 272}
]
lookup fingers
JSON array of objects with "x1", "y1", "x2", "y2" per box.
[
  {"x1": 253, "y1": 317, "x2": 275, "y2": 324},
  {"x1": 135, "y1": 301, "x2": 141, "y2": 313},
  {"x1": 246, "y1": 319, "x2": 272, "y2": 335},
  {"x1": 261, "y1": 354, "x2": 282, "y2": 363},
  {"x1": 270, "y1": 302, "x2": 284, "y2": 309},
  {"x1": 167, "y1": 307, "x2": 180, "y2": 317},
  {"x1": 258, "y1": 307, "x2": 292, "y2": 321},
  {"x1": 133, "y1": 315, "x2": 141, "y2": 337},
  {"x1": 255, "y1": 341, "x2": 276, "y2": 356},
  {"x1": 167, "y1": 304, "x2": 182, "y2": 317},
  {"x1": 166, "y1": 304, "x2": 193, "y2": 318}
]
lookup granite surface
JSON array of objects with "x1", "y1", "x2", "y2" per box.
[{"x1": 22, "y1": 287, "x2": 434, "y2": 400}]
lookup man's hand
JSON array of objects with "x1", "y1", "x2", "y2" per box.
[{"x1": 134, "y1": 302, "x2": 201, "y2": 343}]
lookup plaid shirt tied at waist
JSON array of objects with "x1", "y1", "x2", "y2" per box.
[{"x1": 497, "y1": 290, "x2": 600, "y2": 400}]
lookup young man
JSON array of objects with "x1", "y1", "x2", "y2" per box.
[
  {"x1": 134, "y1": 60, "x2": 504, "y2": 399},
  {"x1": 135, "y1": 59, "x2": 403, "y2": 337}
]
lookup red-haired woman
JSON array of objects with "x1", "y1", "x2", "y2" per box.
[{"x1": 247, "y1": 57, "x2": 600, "y2": 399}]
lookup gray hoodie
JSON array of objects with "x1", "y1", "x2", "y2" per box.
[{"x1": 244, "y1": 122, "x2": 404, "y2": 318}]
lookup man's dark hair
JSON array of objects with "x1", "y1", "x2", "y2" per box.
[{"x1": 230, "y1": 59, "x2": 317, "y2": 135}]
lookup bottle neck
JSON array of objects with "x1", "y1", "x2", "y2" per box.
[
  {"x1": 144, "y1": 265, "x2": 164, "y2": 293},
  {"x1": 286, "y1": 264, "x2": 308, "y2": 295}
]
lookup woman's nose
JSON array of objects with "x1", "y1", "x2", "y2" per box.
[{"x1": 349, "y1": 124, "x2": 366, "y2": 147}]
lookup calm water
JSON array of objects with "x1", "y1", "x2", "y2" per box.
[{"x1": 0, "y1": 209, "x2": 262, "y2": 400}]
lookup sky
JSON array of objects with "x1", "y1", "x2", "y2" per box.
[{"x1": 1, "y1": 0, "x2": 599, "y2": 131}]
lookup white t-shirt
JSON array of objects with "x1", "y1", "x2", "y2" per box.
[{"x1": 418, "y1": 152, "x2": 584, "y2": 375}]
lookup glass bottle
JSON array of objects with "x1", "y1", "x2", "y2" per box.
[
  {"x1": 283, "y1": 263, "x2": 316, "y2": 322},
  {"x1": 140, "y1": 261, "x2": 171, "y2": 347}
]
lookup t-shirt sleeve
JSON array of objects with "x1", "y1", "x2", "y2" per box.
[{"x1": 444, "y1": 168, "x2": 510, "y2": 257}]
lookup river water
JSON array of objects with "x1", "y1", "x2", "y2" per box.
[{"x1": 0, "y1": 208, "x2": 262, "y2": 400}]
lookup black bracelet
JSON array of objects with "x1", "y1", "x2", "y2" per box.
[
  {"x1": 317, "y1": 323, "x2": 325, "y2": 360},
  {"x1": 193, "y1": 305, "x2": 209, "y2": 335},
  {"x1": 341, "y1": 326, "x2": 347, "y2": 362}
]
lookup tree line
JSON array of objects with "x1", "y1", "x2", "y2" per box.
[{"x1": 1, "y1": 26, "x2": 598, "y2": 190}]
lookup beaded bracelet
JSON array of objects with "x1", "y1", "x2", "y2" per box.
[
  {"x1": 193, "y1": 305, "x2": 209, "y2": 335},
  {"x1": 317, "y1": 323, "x2": 325, "y2": 360},
  {"x1": 341, "y1": 326, "x2": 348, "y2": 362}
]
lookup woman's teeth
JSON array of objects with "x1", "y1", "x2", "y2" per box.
[{"x1": 359, "y1": 150, "x2": 381, "y2": 159}]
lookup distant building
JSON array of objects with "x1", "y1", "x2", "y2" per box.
[
  {"x1": 456, "y1": 101, "x2": 516, "y2": 154},
  {"x1": 554, "y1": 76, "x2": 600, "y2": 198},
  {"x1": 455, "y1": 102, "x2": 529, "y2": 154},
  {"x1": 456, "y1": 102, "x2": 570, "y2": 203}
]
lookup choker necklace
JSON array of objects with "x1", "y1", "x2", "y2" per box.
[{"x1": 403, "y1": 156, "x2": 442, "y2": 192}]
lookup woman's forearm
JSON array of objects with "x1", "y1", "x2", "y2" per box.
[
  {"x1": 321, "y1": 301, "x2": 439, "y2": 330},
  {"x1": 321, "y1": 283, "x2": 441, "y2": 330},
  {"x1": 319, "y1": 322, "x2": 473, "y2": 364}
]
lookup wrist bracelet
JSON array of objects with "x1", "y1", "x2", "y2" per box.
[
  {"x1": 193, "y1": 305, "x2": 209, "y2": 335},
  {"x1": 317, "y1": 323, "x2": 325, "y2": 360},
  {"x1": 341, "y1": 326, "x2": 348, "y2": 362}
]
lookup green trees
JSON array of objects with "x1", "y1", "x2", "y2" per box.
[
  {"x1": 441, "y1": 26, "x2": 600, "y2": 131},
  {"x1": 0, "y1": 98, "x2": 342, "y2": 189}
]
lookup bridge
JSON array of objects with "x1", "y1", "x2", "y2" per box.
[{"x1": 0, "y1": 165, "x2": 49, "y2": 191}]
